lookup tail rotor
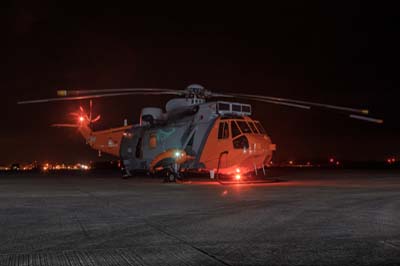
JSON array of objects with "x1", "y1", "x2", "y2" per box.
[{"x1": 58, "y1": 100, "x2": 101, "y2": 128}]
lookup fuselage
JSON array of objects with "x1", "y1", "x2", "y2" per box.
[{"x1": 118, "y1": 100, "x2": 275, "y2": 175}]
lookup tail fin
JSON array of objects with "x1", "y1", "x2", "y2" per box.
[{"x1": 52, "y1": 101, "x2": 100, "y2": 140}]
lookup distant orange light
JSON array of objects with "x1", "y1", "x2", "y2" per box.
[
  {"x1": 235, "y1": 174, "x2": 241, "y2": 180},
  {"x1": 289, "y1": 160, "x2": 293, "y2": 165},
  {"x1": 79, "y1": 116, "x2": 84, "y2": 122},
  {"x1": 235, "y1": 168, "x2": 241, "y2": 173}
]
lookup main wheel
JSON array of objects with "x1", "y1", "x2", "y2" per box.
[{"x1": 164, "y1": 170, "x2": 179, "y2": 182}]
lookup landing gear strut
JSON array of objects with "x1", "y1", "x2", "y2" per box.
[
  {"x1": 164, "y1": 163, "x2": 181, "y2": 182},
  {"x1": 165, "y1": 171, "x2": 180, "y2": 182}
]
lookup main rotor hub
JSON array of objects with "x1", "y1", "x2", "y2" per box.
[{"x1": 185, "y1": 84, "x2": 210, "y2": 98}]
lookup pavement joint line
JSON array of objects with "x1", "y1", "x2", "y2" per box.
[
  {"x1": 115, "y1": 248, "x2": 143, "y2": 266},
  {"x1": 381, "y1": 240, "x2": 400, "y2": 250},
  {"x1": 73, "y1": 213, "x2": 92, "y2": 239},
  {"x1": 143, "y1": 219, "x2": 232, "y2": 266}
]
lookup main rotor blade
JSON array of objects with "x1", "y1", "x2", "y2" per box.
[
  {"x1": 211, "y1": 93, "x2": 311, "y2": 109},
  {"x1": 57, "y1": 88, "x2": 182, "y2": 96},
  {"x1": 229, "y1": 93, "x2": 369, "y2": 115},
  {"x1": 51, "y1": 124, "x2": 78, "y2": 128},
  {"x1": 211, "y1": 92, "x2": 383, "y2": 123},
  {"x1": 349, "y1": 114, "x2": 384, "y2": 124},
  {"x1": 246, "y1": 97, "x2": 311, "y2": 109},
  {"x1": 18, "y1": 91, "x2": 182, "y2": 104}
]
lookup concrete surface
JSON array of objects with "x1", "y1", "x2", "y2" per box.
[{"x1": 0, "y1": 169, "x2": 399, "y2": 265}]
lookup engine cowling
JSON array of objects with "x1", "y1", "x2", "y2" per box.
[{"x1": 140, "y1": 107, "x2": 166, "y2": 125}]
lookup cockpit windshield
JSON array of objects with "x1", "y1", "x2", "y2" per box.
[
  {"x1": 255, "y1": 122, "x2": 266, "y2": 134},
  {"x1": 248, "y1": 122, "x2": 259, "y2": 134},
  {"x1": 227, "y1": 119, "x2": 266, "y2": 137},
  {"x1": 231, "y1": 121, "x2": 241, "y2": 138},
  {"x1": 236, "y1": 121, "x2": 252, "y2": 134}
]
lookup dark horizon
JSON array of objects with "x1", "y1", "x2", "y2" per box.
[{"x1": 3, "y1": 2, "x2": 399, "y2": 164}]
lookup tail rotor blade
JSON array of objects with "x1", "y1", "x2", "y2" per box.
[
  {"x1": 89, "y1": 100, "x2": 93, "y2": 121},
  {"x1": 91, "y1": 115, "x2": 101, "y2": 123}
]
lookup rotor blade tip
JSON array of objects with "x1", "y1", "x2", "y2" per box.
[
  {"x1": 349, "y1": 114, "x2": 384, "y2": 124},
  {"x1": 57, "y1": 90, "x2": 67, "y2": 97}
]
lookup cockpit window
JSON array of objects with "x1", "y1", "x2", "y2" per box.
[
  {"x1": 248, "y1": 122, "x2": 259, "y2": 134},
  {"x1": 218, "y1": 122, "x2": 229, "y2": 139},
  {"x1": 231, "y1": 121, "x2": 241, "y2": 138},
  {"x1": 255, "y1": 122, "x2": 266, "y2": 134},
  {"x1": 233, "y1": 135, "x2": 249, "y2": 149},
  {"x1": 236, "y1": 121, "x2": 252, "y2": 134}
]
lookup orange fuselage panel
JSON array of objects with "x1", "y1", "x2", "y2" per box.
[
  {"x1": 84, "y1": 126, "x2": 131, "y2": 157},
  {"x1": 199, "y1": 117, "x2": 274, "y2": 174}
]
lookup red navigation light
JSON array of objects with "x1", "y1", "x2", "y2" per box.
[{"x1": 329, "y1": 158, "x2": 335, "y2": 163}]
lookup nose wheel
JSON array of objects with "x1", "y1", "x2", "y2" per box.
[{"x1": 164, "y1": 163, "x2": 182, "y2": 182}]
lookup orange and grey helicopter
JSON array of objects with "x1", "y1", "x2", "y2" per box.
[{"x1": 19, "y1": 84, "x2": 383, "y2": 181}]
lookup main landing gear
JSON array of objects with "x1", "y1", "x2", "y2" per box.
[{"x1": 163, "y1": 163, "x2": 182, "y2": 183}]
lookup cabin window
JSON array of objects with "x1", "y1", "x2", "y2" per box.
[
  {"x1": 248, "y1": 122, "x2": 259, "y2": 134},
  {"x1": 135, "y1": 137, "x2": 142, "y2": 158},
  {"x1": 233, "y1": 136, "x2": 249, "y2": 149},
  {"x1": 236, "y1": 121, "x2": 252, "y2": 133},
  {"x1": 218, "y1": 122, "x2": 229, "y2": 139},
  {"x1": 255, "y1": 122, "x2": 266, "y2": 134},
  {"x1": 231, "y1": 121, "x2": 241, "y2": 138}
]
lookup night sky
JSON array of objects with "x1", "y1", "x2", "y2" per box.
[{"x1": 3, "y1": 2, "x2": 399, "y2": 164}]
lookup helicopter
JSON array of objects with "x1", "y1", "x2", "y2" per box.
[{"x1": 18, "y1": 84, "x2": 383, "y2": 181}]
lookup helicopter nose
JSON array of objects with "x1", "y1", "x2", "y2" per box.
[{"x1": 246, "y1": 135, "x2": 270, "y2": 152}]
